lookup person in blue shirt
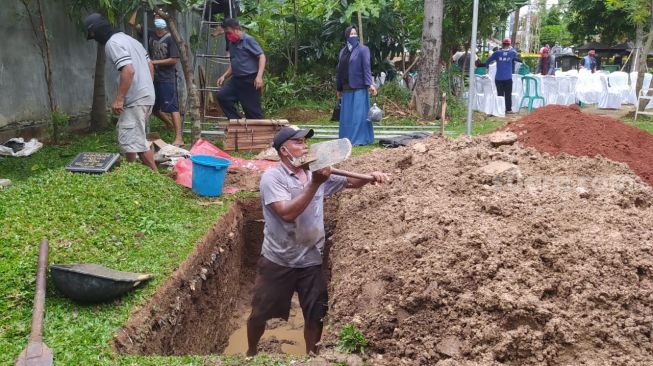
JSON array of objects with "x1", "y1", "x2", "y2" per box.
[
  {"x1": 580, "y1": 49, "x2": 597, "y2": 73},
  {"x1": 336, "y1": 26, "x2": 377, "y2": 145},
  {"x1": 486, "y1": 38, "x2": 522, "y2": 114},
  {"x1": 216, "y1": 18, "x2": 266, "y2": 119}
]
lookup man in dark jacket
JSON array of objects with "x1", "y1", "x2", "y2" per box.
[{"x1": 216, "y1": 18, "x2": 266, "y2": 119}]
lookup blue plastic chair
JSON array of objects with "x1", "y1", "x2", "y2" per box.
[{"x1": 518, "y1": 76, "x2": 546, "y2": 112}]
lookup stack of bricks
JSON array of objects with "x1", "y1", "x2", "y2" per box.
[{"x1": 222, "y1": 119, "x2": 289, "y2": 153}]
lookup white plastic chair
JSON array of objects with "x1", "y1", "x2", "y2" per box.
[
  {"x1": 511, "y1": 74, "x2": 523, "y2": 113},
  {"x1": 488, "y1": 62, "x2": 497, "y2": 80},
  {"x1": 608, "y1": 71, "x2": 636, "y2": 104},
  {"x1": 539, "y1": 75, "x2": 558, "y2": 105},
  {"x1": 474, "y1": 75, "x2": 505, "y2": 117},
  {"x1": 556, "y1": 77, "x2": 573, "y2": 105},
  {"x1": 598, "y1": 75, "x2": 622, "y2": 109},
  {"x1": 566, "y1": 76, "x2": 578, "y2": 104},
  {"x1": 576, "y1": 70, "x2": 602, "y2": 104}
]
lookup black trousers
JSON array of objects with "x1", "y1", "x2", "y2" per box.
[
  {"x1": 495, "y1": 79, "x2": 513, "y2": 113},
  {"x1": 217, "y1": 73, "x2": 264, "y2": 119}
]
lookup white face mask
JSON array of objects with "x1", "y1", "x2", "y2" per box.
[
  {"x1": 281, "y1": 146, "x2": 302, "y2": 167},
  {"x1": 154, "y1": 19, "x2": 166, "y2": 29}
]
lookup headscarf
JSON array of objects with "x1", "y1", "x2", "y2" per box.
[
  {"x1": 344, "y1": 25, "x2": 359, "y2": 52},
  {"x1": 338, "y1": 26, "x2": 356, "y2": 89}
]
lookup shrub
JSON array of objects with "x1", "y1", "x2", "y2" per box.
[
  {"x1": 263, "y1": 71, "x2": 334, "y2": 113},
  {"x1": 338, "y1": 323, "x2": 369, "y2": 354}
]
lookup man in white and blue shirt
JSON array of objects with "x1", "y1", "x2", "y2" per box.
[{"x1": 486, "y1": 38, "x2": 522, "y2": 114}]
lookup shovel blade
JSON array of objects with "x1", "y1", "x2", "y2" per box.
[
  {"x1": 15, "y1": 341, "x2": 53, "y2": 366},
  {"x1": 308, "y1": 138, "x2": 352, "y2": 171}
]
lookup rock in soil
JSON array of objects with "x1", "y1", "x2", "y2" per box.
[
  {"x1": 327, "y1": 125, "x2": 653, "y2": 365},
  {"x1": 487, "y1": 131, "x2": 518, "y2": 147}
]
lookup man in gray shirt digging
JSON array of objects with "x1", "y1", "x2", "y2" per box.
[
  {"x1": 247, "y1": 127, "x2": 389, "y2": 356},
  {"x1": 84, "y1": 13, "x2": 157, "y2": 171}
]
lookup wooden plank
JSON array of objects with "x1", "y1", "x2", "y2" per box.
[{"x1": 228, "y1": 119, "x2": 290, "y2": 126}]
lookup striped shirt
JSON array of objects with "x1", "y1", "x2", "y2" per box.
[{"x1": 105, "y1": 33, "x2": 155, "y2": 107}]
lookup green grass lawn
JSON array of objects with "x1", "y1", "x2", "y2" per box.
[
  {"x1": 0, "y1": 122, "x2": 302, "y2": 365},
  {"x1": 0, "y1": 163, "x2": 236, "y2": 365}
]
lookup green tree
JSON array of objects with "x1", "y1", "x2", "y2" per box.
[
  {"x1": 566, "y1": 0, "x2": 635, "y2": 44},
  {"x1": 606, "y1": 0, "x2": 653, "y2": 105}
]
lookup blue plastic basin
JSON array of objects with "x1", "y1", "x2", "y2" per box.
[{"x1": 190, "y1": 155, "x2": 231, "y2": 197}]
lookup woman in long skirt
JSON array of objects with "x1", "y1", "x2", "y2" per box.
[{"x1": 335, "y1": 26, "x2": 377, "y2": 145}]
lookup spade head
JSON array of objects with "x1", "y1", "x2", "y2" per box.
[
  {"x1": 307, "y1": 138, "x2": 352, "y2": 171},
  {"x1": 15, "y1": 340, "x2": 53, "y2": 366},
  {"x1": 288, "y1": 138, "x2": 352, "y2": 171}
]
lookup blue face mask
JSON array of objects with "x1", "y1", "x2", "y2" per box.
[
  {"x1": 154, "y1": 19, "x2": 166, "y2": 29},
  {"x1": 347, "y1": 36, "x2": 359, "y2": 48}
]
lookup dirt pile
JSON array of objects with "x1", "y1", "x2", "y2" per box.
[
  {"x1": 328, "y1": 135, "x2": 653, "y2": 365},
  {"x1": 505, "y1": 105, "x2": 653, "y2": 187}
]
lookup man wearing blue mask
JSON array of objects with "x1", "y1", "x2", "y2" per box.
[{"x1": 129, "y1": 10, "x2": 184, "y2": 147}]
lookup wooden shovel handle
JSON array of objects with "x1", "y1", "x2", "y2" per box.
[
  {"x1": 331, "y1": 168, "x2": 376, "y2": 181},
  {"x1": 30, "y1": 240, "x2": 48, "y2": 342}
]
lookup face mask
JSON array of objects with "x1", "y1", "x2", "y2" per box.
[
  {"x1": 90, "y1": 22, "x2": 117, "y2": 45},
  {"x1": 347, "y1": 36, "x2": 359, "y2": 48},
  {"x1": 226, "y1": 32, "x2": 240, "y2": 43},
  {"x1": 281, "y1": 146, "x2": 304, "y2": 167},
  {"x1": 154, "y1": 19, "x2": 166, "y2": 29}
]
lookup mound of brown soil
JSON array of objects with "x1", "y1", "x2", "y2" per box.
[
  {"x1": 505, "y1": 105, "x2": 653, "y2": 187},
  {"x1": 328, "y1": 135, "x2": 653, "y2": 365}
]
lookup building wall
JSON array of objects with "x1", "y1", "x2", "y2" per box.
[
  {"x1": 0, "y1": 0, "x2": 111, "y2": 130},
  {"x1": 0, "y1": 1, "x2": 207, "y2": 137}
]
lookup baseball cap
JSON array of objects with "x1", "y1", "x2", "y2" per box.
[
  {"x1": 273, "y1": 126, "x2": 314, "y2": 151},
  {"x1": 502, "y1": 38, "x2": 512, "y2": 45},
  {"x1": 540, "y1": 47, "x2": 549, "y2": 54},
  {"x1": 83, "y1": 13, "x2": 108, "y2": 40},
  {"x1": 222, "y1": 18, "x2": 240, "y2": 28}
]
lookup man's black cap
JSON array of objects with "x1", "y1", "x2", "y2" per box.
[
  {"x1": 84, "y1": 13, "x2": 108, "y2": 40},
  {"x1": 222, "y1": 18, "x2": 240, "y2": 28},
  {"x1": 273, "y1": 127, "x2": 314, "y2": 151}
]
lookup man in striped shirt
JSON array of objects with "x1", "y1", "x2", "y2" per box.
[{"x1": 84, "y1": 13, "x2": 157, "y2": 171}]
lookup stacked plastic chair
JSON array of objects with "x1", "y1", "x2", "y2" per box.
[{"x1": 518, "y1": 76, "x2": 546, "y2": 112}]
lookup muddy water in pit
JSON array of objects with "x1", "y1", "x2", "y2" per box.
[
  {"x1": 223, "y1": 294, "x2": 306, "y2": 355},
  {"x1": 114, "y1": 198, "x2": 318, "y2": 357}
]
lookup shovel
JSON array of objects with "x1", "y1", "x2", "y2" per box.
[
  {"x1": 15, "y1": 239, "x2": 53, "y2": 366},
  {"x1": 293, "y1": 138, "x2": 375, "y2": 181}
]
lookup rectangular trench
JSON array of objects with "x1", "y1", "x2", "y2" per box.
[
  {"x1": 114, "y1": 198, "x2": 339, "y2": 357},
  {"x1": 113, "y1": 198, "x2": 265, "y2": 355}
]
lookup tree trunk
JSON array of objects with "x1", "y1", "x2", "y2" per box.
[
  {"x1": 413, "y1": 0, "x2": 444, "y2": 119},
  {"x1": 512, "y1": 7, "x2": 520, "y2": 45},
  {"x1": 22, "y1": 0, "x2": 59, "y2": 144},
  {"x1": 636, "y1": 1, "x2": 653, "y2": 112},
  {"x1": 158, "y1": 9, "x2": 202, "y2": 142},
  {"x1": 358, "y1": 11, "x2": 364, "y2": 45},
  {"x1": 90, "y1": 44, "x2": 108, "y2": 131},
  {"x1": 293, "y1": 0, "x2": 299, "y2": 66}
]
